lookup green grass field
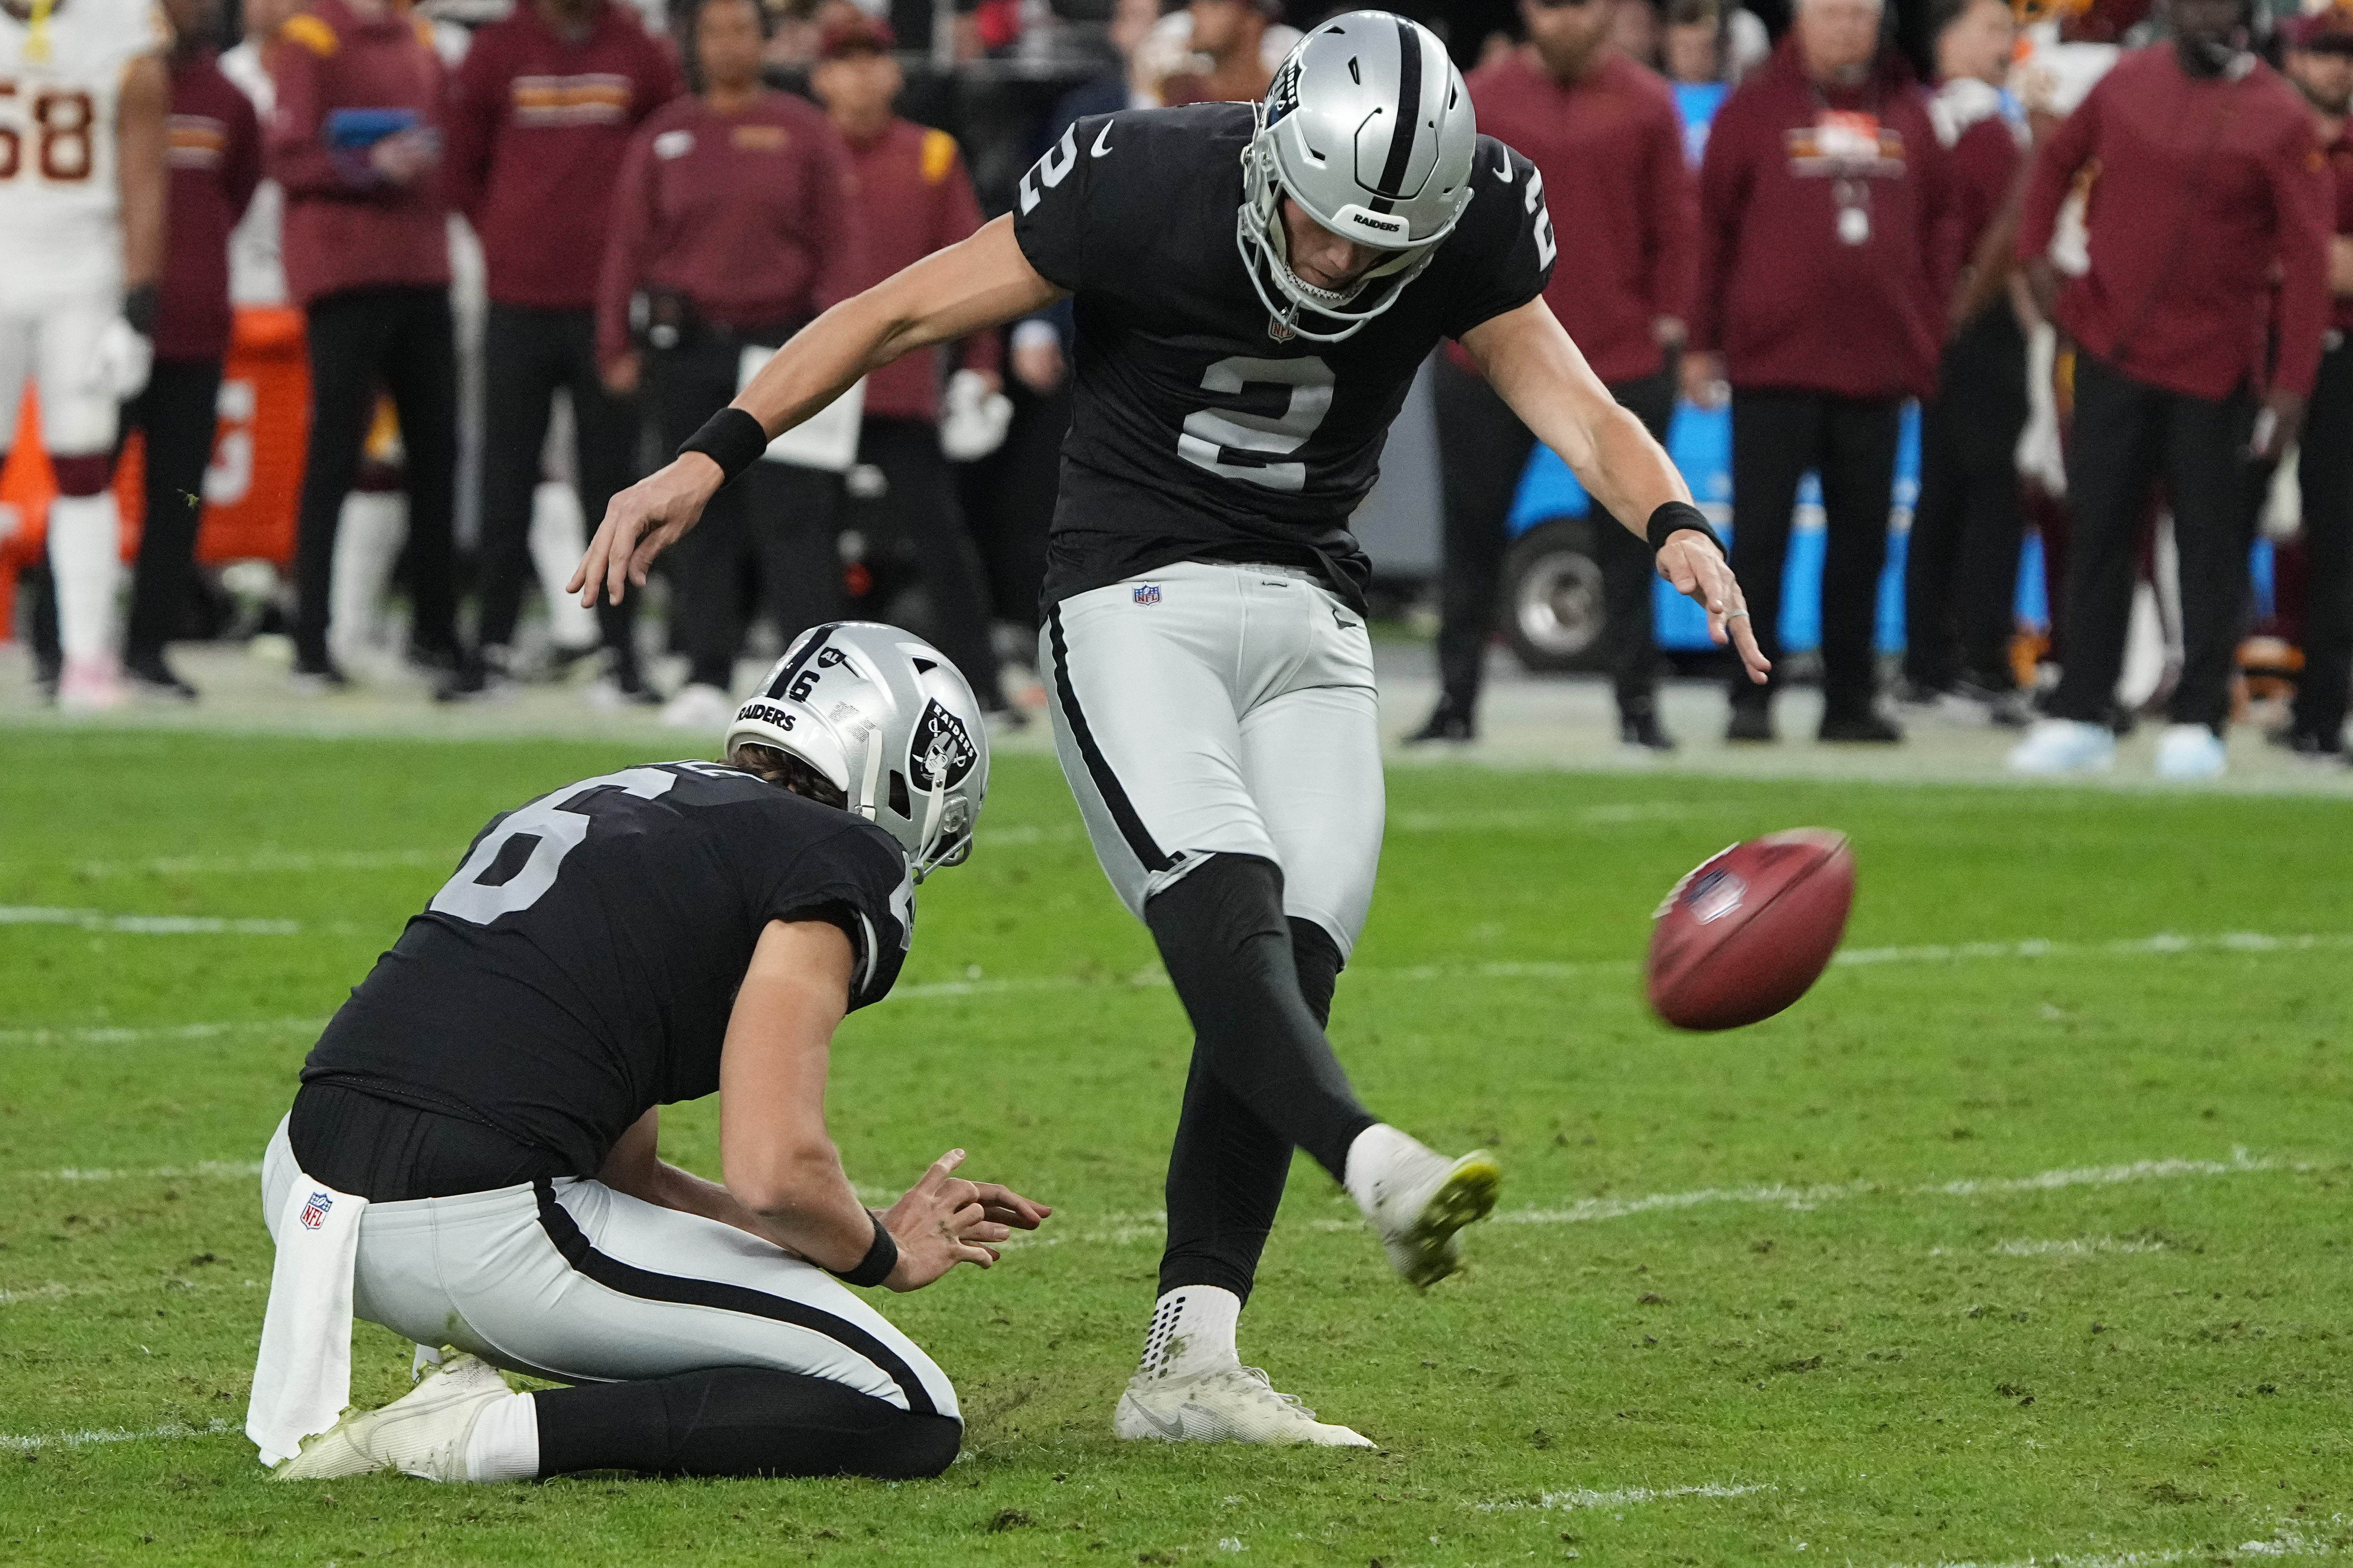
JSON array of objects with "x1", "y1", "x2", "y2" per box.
[{"x1": 2, "y1": 728, "x2": 2349, "y2": 1567}]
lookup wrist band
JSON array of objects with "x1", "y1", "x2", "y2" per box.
[
  {"x1": 1646, "y1": 500, "x2": 1723, "y2": 556},
  {"x1": 828, "y1": 1211, "x2": 899, "y2": 1288},
  {"x1": 677, "y1": 407, "x2": 769, "y2": 489}
]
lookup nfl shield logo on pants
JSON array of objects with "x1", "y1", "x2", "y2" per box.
[
  {"x1": 1133, "y1": 584, "x2": 1161, "y2": 606},
  {"x1": 300, "y1": 1191, "x2": 333, "y2": 1231}
]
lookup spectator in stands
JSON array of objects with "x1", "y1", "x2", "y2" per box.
[
  {"x1": 1688, "y1": 0, "x2": 1949, "y2": 744},
  {"x1": 1412, "y1": 0, "x2": 1699, "y2": 750},
  {"x1": 1897, "y1": 0, "x2": 2030, "y2": 725},
  {"x1": 443, "y1": 0, "x2": 681, "y2": 704},
  {"x1": 1161, "y1": 0, "x2": 1276, "y2": 107},
  {"x1": 2277, "y1": 8, "x2": 2353, "y2": 759},
  {"x1": 2006, "y1": 0, "x2": 2331, "y2": 781},
  {"x1": 120, "y1": 0, "x2": 262, "y2": 702},
  {"x1": 270, "y1": 0, "x2": 461, "y2": 690},
  {"x1": 598, "y1": 0, "x2": 861, "y2": 729},
  {"x1": 809, "y1": 15, "x2": 1010, "y2": 715}
]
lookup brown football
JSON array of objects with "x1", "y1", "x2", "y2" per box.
[{"x1": 1646, "y1": 830, "x2": 1855, "y2": 1031}]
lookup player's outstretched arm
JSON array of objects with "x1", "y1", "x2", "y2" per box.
[
  {"x1": 1462, "y1": 297, "x2": 1770, "y2": 684},
  {"x1": 570, "y1": 216, "x2": 1068, "y2": 608}
]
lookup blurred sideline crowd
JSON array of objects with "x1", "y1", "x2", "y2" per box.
[{"x1": 3, "y1": 0, "x2": 2350, "y2": 781}]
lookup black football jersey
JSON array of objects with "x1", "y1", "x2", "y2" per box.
[
  {"x1": 300, "y1": 763, "x2": 913, "y2": 1177},
  {"x1": 1012, "y1": 101, "x2": 1556, "y2": 612}
]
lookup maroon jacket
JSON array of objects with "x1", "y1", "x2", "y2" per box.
[
  {"x1": 841, "y1": 119, "x2": 998, "y2": 423},
  {"x1": 444, "y1": 0, "x2": 682, "y2": 310},
  {"x1": 2325, "y1": 119, "x2": 2352, "y2": 336},
  {"x1": 158, "y1": 48, "x2": 264, "y2": 361},
  {"x1": 1463, "y1": 49, "x2": 1696, "y2": 385},
  {"x1": 266, "y1": 0, "x2": 450, "y2": 306},
  {"x1": 1936, "y1": 83, "x2": 2025, "y2": 306},
  {"x1": 597, "y1": 90, "x2": 861, "y2": 365},
  {"x1": 1693, "y1": 38, "x2": 1951, "y2": 399},
  {"x1": 2016, "y1": 45, "x2": 2331, "y2": 399}
]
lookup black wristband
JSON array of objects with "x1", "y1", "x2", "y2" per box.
[
  {"x1": 677, "y1": 407, "x2": 769, "y2": 489},
  {"x1": 828, "y1": 1211, "x2": 899, "y2": 1288},
  {"x1": 1646, "y1": 500, "x2": 1723, "y2": 556},
  {"x1": 121, "y1": 283, "x2": 159, "y2": 338}
]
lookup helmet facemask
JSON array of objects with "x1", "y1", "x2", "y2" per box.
[{"x1": 1236, "y1": 108, "x2": 1438, "y2": 344}]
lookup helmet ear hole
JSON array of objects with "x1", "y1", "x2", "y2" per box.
[{"x1": 888, "y1": 770, "x2": 911, "y2": 818}]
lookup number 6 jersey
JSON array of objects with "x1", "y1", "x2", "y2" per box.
[
  {"x1": 1011, "y1": 101, "x2": 1553, "y2": 614},
  {"x1": 300, "y1": 764, "x2": 915, "y2": 1179},
  {"x1": 0, "y1": 0, "x2": 170, "y2": 297}
]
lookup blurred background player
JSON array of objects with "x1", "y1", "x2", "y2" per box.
[
  {"x1": 809, "y1": 14, "x2": 1009, "y2": 719},
  {"x1": 441, "y1": 0, "x2": 680, "y2": 704},
  {"x1": 119, "y1": 0, "x2": 262, "y2": 703},
  {"x1": 0, "y1": 0, "x2": 168, "y2": 710},
  {"x1": 269, "y1": 0, "x2": 461, "y2": 690},
  {"x1": 2006, "y1": 0, "x2": 2331, "y2": 781},
  {"x1": 2276, "y1": 4, "x2": 2353, "y2": 760},
  {"x1": 1412, "y1": 0, "x2": 1699, "y2": 751},
  {"x1": 596, "y1": 0, "x2": 860, "y2": 730},
  {"x1": 1159, "y1": 0, "x2": 1275, "y2": 107},
  {"x1": 1895, "y1": 0, "x2": 2029, "y2": 726},
  {"x1": 1688, "y1": 0, "x2": 1949, "y2": 745}
]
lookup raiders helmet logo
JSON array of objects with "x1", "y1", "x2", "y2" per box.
[{"x1": 908, "y1": 699, "x2": 979, "y2": 794}]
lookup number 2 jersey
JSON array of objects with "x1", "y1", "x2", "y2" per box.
[
  {"x1": 1011, "y1": 101, "x2": 1555, "y2": 614},
  {"x1": 0, "y1": 0, "x2": 170, "y2": 302},
  {"x1": 300, "y1": 764, "x2": 914, "y2": 1179}
]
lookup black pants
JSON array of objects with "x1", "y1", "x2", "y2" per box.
[
  {"x1": 1727, "y1": 388, "x2": 1902, "y2": 719},
  {"x1": 960, "y1": 370, "x2": 1066, "y2": 633},
  {"x1": 2292, "y1": 335, "x2": 2353, "y2": 742},
  {"x1": 121, "y1": 356, "x2": 224, "y2": 663},
  {"x1": 1431, "y1": 354, "x2": 1668, "y2": 717},
  {"x1": 1904, "y1": 309, "x2": 2028, "y2": 693},
  {"x1": 856, "y1": 416, "x2": 1000, "y2": 702},
  {"x1": 475, "y1": 304, "x2": 641, "y2": 672},
  {"x1": 292, "y1": 286, "x2": 459, "y2": 666},
  {"x1": 2048, "y1": 351, "x2": 2261, "y2": 733},
  {"x1": 653, "y1": 336, "x2": 840, "y2": 691}
]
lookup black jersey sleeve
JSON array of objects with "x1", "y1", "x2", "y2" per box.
[
  {"x1": 1438, "y1": 137, "x2": 1559, "y2": 342},
  {"x1": 757, "y1": 819, "x2": 914, "y2": 1011},
  {"x1": 1010, "y1": 111, "x2": 1123, "y2": 293}
]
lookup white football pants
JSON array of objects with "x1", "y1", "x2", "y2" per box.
[
  {"x1": 261, "y1": 1119, "x2": 958, "y2": 1420},
  {"x1": 1040, "y1": 559, "x2": 1385, "y2": 958}
]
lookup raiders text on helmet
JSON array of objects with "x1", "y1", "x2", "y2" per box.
[
  {"x1": 723, "y1": 622, "x2": 990, "y2": 881},
  {"x1": 1236, "y1": 12, "x2": 1478, "y2": 342}
]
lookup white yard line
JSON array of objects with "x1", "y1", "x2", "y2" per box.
[
  {"x1": 1476, "y1": 1480, "x2": 1774, "y2": 1513},
  {"x1": 9, "y1": 1159, "x2": 263, "y2": 1183},
  {"x1": 0, "y1": 1417, "x2": 237, "y2": 1453},
  {"x1": 69, "y1": 848, "x2": 448, "y2": 879},
  {"x1": 0, "y1": 1017, "x2": 322, "y2": 1049},
  {"x1": 1880, "y1": 1517, "x2": 2350, "y2": 1568},
  {"x1": 0, "y1": 906, "x2": 300, "y2": 936}
]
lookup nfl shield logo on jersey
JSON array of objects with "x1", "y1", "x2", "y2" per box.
[
  {"x1": 299, "y1": 1191, "x2": 334, "y2": 1230},
  {"x1": 1133, "y1": 584, "x2": 1161, "y2": 606}
]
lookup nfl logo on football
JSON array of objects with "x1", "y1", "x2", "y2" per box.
[
  {"x1": 299, "y1": 1191, "x2": 333, "y2": 1231},
  {"x1": 1133, "y1": 584, "x2": 1161, "y2": 606}
]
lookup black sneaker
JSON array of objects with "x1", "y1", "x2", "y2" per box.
[
  {"x1": 1620, "y1": 709, "x2": 1677, "y2": 751},
  {"x1": 1819, "y1": 709, "x2": 1904, "y2": 743},
  {"x1": 1725, "y1": 705, "x2": 1775, "y2": 743},
  {"x1": 125, "y1": 652, "x2": 198, "y2": 702},
  {"x1": 437, "y1": 646, "x2": 512, "y2": 704},
  {"x1": 291, "y1": 656, "x2": 351, "y2": 694},
  {"x1": 2267, "y1": 724, "x2": 2344, "y2": 758},
  {"x1": 1407, "y1": 703, "x2": 1475, "y2": 744}
]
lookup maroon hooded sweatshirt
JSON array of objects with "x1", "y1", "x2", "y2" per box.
[
  {"x1": 443, "y1": 0, "x2": 683, "y2": 310},
  {"x1": 839, "y1": 119, "x2": 998, "y2": 423},
  {"x1": 266, "y1": 0, "x2": 450, "y2": 306},
  {"x1": 2017, "y1": 44, "x2": 2332, "y2": 399},
  {"x1": 159, "y1": 48, "x2": 264, "y2": 361},
  {"x1": 1692, "y1": 36, "x2": 1952, "y2": 400}
]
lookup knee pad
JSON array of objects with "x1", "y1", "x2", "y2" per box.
[{"x1": 50, "y1": 453, "x2": 113, "y2": 497}]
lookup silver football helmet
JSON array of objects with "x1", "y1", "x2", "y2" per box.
[
  {"x1": 721, "y1": 622, "x2": 989, "y2": 881},
  {"x1": 1237, "y1": 11, "x2": 1477, "y2": 342}
]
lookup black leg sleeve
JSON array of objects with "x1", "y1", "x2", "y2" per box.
[
  {"x1": 1145, "y1": 854, "x2": 1374, "y2": 1184},
  {"x1": 1155, "y1": 915, "x2": 1349, "y2": 1303},
  {"x1": 533, "y1": 1367, "x2": 960, "y2": 1480}
]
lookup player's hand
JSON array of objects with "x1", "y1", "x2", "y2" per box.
[
  {"x1": 369, "y1": 128, "x2": 438, "y2": 187},
  {"x1": 880, "y1": 1149, "x2": 1037, "y2": 1291},
  {"x1": 569, "y1": 453, "x2": 723, "y2": 607},
  {"x1": 1657, "y1": 531, "x2": 1769, "y2": 685},
  {"x1": 1679, "y1": 349, "x2": 1727, "y2": 410},
  {"x1": 2247, "y1": 387, "x2": 2305, "y2": 465}
]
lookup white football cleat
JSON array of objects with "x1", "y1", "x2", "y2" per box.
[
  {"x1": 272, "y1": 1352, "x2": 513, "y2": 1482},
  {"x1": 2153, "y1": 723, "x2": 2226, "y2": 782},
  {"x1": 1113, "y1": 1364, "x2": 1375, "y2": 1447},
  {"x1": 1347, "y1": 1125, "x2": 1500, "y2": 1290},
  {"x1": 660, "y1": 681, "x2": 734, "y2": 732},
  {"x1": 2005, "y1": 718, "x2": 2115, "y2": 777}
]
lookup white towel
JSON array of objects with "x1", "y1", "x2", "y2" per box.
[{"x1": 246, "y1": 1174, "x2": 369, "y2": 1467}]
